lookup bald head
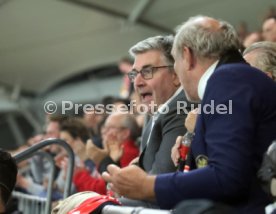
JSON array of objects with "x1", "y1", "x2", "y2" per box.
[
  {"x1": 172, "y1": 15, "x2": 241, "y2": 60},
  {"x1": 171, "y1": 15, "x2": 242, "y2": 102},
  {"x1": 196, "y1": 16, "x2": 221, "y2": 30}
]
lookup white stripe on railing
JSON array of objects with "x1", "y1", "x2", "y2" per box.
[
  {"x1": 102, "y1": 205, "x2": 171, "y2": 214},
  {"x1": 12, "y1": 191, "x2": 47, "y2": 214}
]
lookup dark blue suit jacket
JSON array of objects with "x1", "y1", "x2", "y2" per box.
[{"x1": 155, "y1": 51, "x2": 276, "y2": 213}]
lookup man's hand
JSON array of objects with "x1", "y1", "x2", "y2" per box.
[
  {"x1": 185, "y1": 108, "x2": 198, "y2": 133},
  {"x1": 171, "y1": 136, "x2": 183, "y2": 167},
  {"x1": 171, "y1": 109, "x2": 198, "y2": 167},
  {"x1": 102, "y1": 164, "x2": 156, "y2": 201}
]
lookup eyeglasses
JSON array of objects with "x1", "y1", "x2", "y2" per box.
[
  {"x1": 103, "y1": 125, "x2": 126, "y2": 130},
  {"x1": 127, "y1": 65, "x2": 173, "y2": 82}
]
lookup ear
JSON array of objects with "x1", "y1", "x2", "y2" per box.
[
  {"x1": 183, "y1": 46, "x2": 195, "y2": 70},
  {"x1": 171, "y1": 71, "x2": 181, "y2": 87}
]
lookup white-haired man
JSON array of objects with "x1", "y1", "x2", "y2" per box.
[{"x1": 103, "y1": 16, "x2": 276, "y2": 213}]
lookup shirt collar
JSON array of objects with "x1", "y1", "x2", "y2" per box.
[
  {"x1": 197, "y1": 60, "x2": 219, "y2": 100},
  {"x1": 153, "y1": 87, "x2": 182, "y2": 120}
]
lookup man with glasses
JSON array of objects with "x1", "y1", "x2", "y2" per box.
[
  {"x1": 128, "y1": 35, "x2": 190, "y2": 174},
  {"x1": 72, "y1": 112, "x2": 139, "y2": 195},
  {"x1": 115, "y1": 35, "x2": 191, "y2": 207}
]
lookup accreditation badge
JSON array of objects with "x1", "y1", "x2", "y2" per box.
[{"x1": 195, "y1": 155, "x2": 208, "y2": 168}]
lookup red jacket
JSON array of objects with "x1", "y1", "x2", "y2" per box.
[{"x1": 73, "y1": 139, "x2": 139, "y2": 194}]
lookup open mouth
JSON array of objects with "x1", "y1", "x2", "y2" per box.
[{"x1": 140, "y1": 92, "x2": 153, "y2": 103}]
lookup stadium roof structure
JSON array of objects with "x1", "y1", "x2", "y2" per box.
[{"x1": 0, "y1": 0, "x2": 273, "y2": 96}]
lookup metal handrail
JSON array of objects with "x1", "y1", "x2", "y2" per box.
[
  {"x1": 14, "y1": 138, "x2": 75, "y2": 198},
  {"x1": 102, "y1": 205, "x2": 171, "y2": 214},
  {"x1": 32, "y1": 151, "x2": 55, "y2": 214}
]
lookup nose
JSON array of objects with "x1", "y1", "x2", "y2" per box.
[{"x1": 134, "y1": 72, "x2": 146, "y2": 88}]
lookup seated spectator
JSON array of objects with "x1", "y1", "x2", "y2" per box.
[
  {"x1": 16, "y1": 115, "x2": 68, "y2": 198},
  {"x1": 262, "y1": 16, "x2": 276, "y2": 42},
  {"x1": 0, "y1": 149, "x2": 17, "y2": 213},
  {"x1": 126, "y1": 34, "x2": 190, "y2": 175},
  {"x1": 103, "y1": 34, "x2": 191, "y2": 208},
  {"x1": 243, "y1": 41, "x2": 276, "y2": 80},
  {"x1": 72, "y1": 112, "x2": 140, "y2": 194},
  {"x1": 56, "y1": 117, "x2": 93, "y2": 193},
  {"x1": 59, "y1": 117, "x2": 91, "y2": 165}
]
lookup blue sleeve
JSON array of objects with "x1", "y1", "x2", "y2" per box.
[{"x1": 155, "y1": 68, "x2": 258, "y2": 209}]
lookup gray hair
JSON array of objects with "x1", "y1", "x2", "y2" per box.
[
  {"x1": 172, "y1": 15, "x2": 241, "y2": 59},
  {"x1": 243, "y1": 41, "x2": 276, "y2": 80},
  {"x1": 105, "y1": 112, "x2": 141, "y2": 141},
  {"x1": 121, "y1": 113, "x2": 141, "y2": 141},
  {"x1": 129, "y1": 35, "x2": 175, "y2": 65}
]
